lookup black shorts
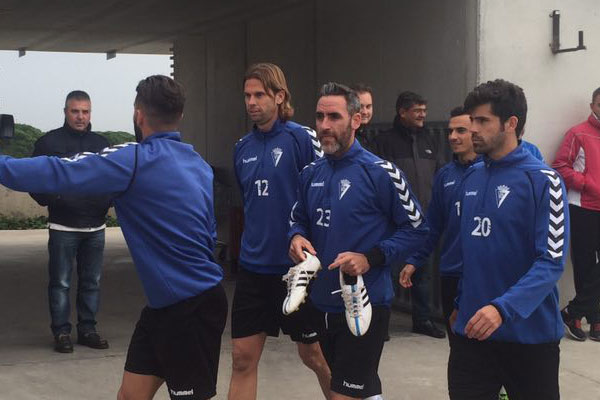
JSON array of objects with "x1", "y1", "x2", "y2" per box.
[
  {"x1": 231, "y1": 267, "x2": 321, "y2": 343},
  {"x1": 448, "y1": 335, "x2": 560, "y2": 400},
  {"x1": 440, "y1": 275, "x2": 460, "y2": 343},
  {"x1": 124, "y1": 284, "x2": 228, "y2": 400},
  {"x1": 319, "y1": 306, "x2": 390, "y2": 398}
]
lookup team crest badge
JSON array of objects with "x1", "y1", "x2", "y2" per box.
[
  {"x1": 339, "y1": 179, "x2": 351, "y2": 200},
  {"x1": 271, "y1": 147, "x2": 283, "y2": 167},
  {"x1": 496, "y1": 185, "x2": 510, "y2": 208}
]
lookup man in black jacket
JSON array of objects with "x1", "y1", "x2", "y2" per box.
[
  {"x1": 351, "y1": 83, "x2": 378, "y2": 153},
  {"x1": 31, "y1": 90, "x2": 112, "y2": 353},
  {"x1": 375, "y1": 91, "x2": 446, "y2": 339}
]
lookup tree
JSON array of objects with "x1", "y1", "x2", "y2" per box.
[{"x1": 0, "y1": 124, "x2": 134, "y2": 158}]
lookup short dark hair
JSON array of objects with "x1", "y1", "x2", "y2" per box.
[
  {"x1": 463, "y1": 79, "x2": 527, "y2": 136},
  {"x1": 350, "y1": 83, "x2": 373, "y2": 96},
  {"x1": 395, "y1": 91, "x2": 426, "y2": 113},
  {"x1": 135, "y1": 75, "x2": 185, "y2": 126},
  {"x1": 450, "y1": 106, "x2": 467, "y2": 118},
  {"x1": 318, "y1": 82, "x2": 360, "y2": 116},
  {"x1": 65, "y1": 90, "x2": 90, "y2": 108},
  {"x1": 592, "y1": 87, "x2": 600, "y2": 103}
]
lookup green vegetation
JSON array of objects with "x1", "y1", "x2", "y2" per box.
[
  {"x1": 98, "y1": 131, "x2": 135, "y2": 146},
  {"x1": 0, "y1": 122, "x2": 128, "y2": 229},
  {"x1": 0, "y1": 123, "x2": 134, "y2": 158},
  {"x1": 0, "y1": 124, "x2": 44, "y2": 158},
  {"x1": 0, "y1": 215, "x2": 120, "y2": 230}
]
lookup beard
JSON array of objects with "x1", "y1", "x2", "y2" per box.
[
  {"x1": 133, "y1": 116, "x2": 143, "y2": 143},
  {"x1": 319, "y1": 123, "x2": 353, "y2": 156},
  {"x1": 321, "y1": 140, "x2": 342, "y2": 155},
  {"x1": 473, "y1": 128, "x2": 506, "y2": 155}
]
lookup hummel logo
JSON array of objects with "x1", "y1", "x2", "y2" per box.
[
  {"x1": 343, "y1": 380, "x2": 365, "y2": 390},
  {"x1": 444, "y1": 180, "x2": 456, "y2": 188},
  {"x1": 271, "y1": 147, "x2": 283, "y2": 167},
  {"x1": 466, "y1": 191, "x2": 478, "y2": 196},
  {"x1": 243, "y1": 156, "x2": 257, "y2": 164},
  {"x1": 170, "y1": 388, "x2": 194, "y2": 396},
  {"x1": 311, "y1": 181, "x2": 325, "y2": 187},
  {"x1": 339, "y1": 179, "x2": 351, "y2": 199},
  {"x1": 496, "y1": 185, "x2": 510, "y2": 208}
]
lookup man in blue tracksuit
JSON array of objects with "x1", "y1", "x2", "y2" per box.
[
  {"x1": 400, "y1": 106, "x2": 480, "y2": 340},
  {"x1": 289, "y1": 82, "x2": 428, "y2": 399},
  {"x1": 228, "y1": 63, "x2": 330, "y2": 400},
  {"x1": 0, "y1": 76, "x2": 227, "y2": 400},
  {"x1": 448, "y1": 79, "x2": 568, "y2": 400}
]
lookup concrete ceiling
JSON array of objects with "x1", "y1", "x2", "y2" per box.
[{"x1": 0, "y1": 0, "x2": 294, "y2": 54}]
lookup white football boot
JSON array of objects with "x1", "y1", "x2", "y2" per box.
[
  {"x1": 339, "y1": 270, "x2": 372, "y2": 336},
  {"x1": 282, "y1": 251, "x2": 321, "y2": 315}
]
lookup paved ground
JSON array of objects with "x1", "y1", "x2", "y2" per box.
[{"x1": 0, "y1": 228, "x2": 599, "y2": 399}]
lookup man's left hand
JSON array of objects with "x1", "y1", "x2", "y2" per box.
[
  {"x1": 464, "y1": 305, "x2": 503, "y2": 341},
  {"x1": 328, "y1": 252, "x2": 370, "y2": 276}
]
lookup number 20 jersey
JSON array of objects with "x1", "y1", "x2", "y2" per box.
[{"x1": 454, "y1": 144, "x2": 569, "y2": 343}]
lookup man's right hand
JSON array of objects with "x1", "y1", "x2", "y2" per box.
[
  {"x1": 399, "y1": 264, "x2": 417, "y2": 288},
  {"x1": 449, "y1": 309, "x2": 458, "y2": 330},
  {"x1": 289, "y1": 234, "x2": 316, "y2": 264}
]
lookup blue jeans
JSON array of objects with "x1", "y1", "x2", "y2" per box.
[{"x1": 48, "y1": 229, "x2": 105, "y2": 336}]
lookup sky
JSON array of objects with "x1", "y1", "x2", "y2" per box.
[{"x1": 0, "y1": 50, "x2": 171, "y2": 133}]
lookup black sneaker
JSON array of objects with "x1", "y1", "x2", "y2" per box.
[
  {"x1": 561, "y1": 308, "x2": 586, "y2": 341},
  {"x1": 54, "y1": 333, "x2": 74, "y2": 353},
  {"x1": 590, "y1": 323, "x2": 600, "y2": 342},
  {"x1": 77, "y1": 332, "x2": 109, "y2": 349},
  {"x1": 412, "y1": 320, "x2": 446, "y2": 339}
]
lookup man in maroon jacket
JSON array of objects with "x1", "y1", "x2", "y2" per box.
[{"x1": 552, "y1": 87, "x2": 600, "y2": 342}]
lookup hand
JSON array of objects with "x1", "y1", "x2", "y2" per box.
[
  {"x1": 289, "y1": 234, "x2": 316, "y2": 264},
  {"x1": 464, "y1": 305, "x2": 503, "y2": 341},
  {"x1": 328, "y1": 252, "x2": 370, "y2": 276},
  {"x1": 399, "y1": 264, "x2": 416, "y2": 288},
  {"x1": 449, "y1": 309, "x2": 458, "y2": 330}
]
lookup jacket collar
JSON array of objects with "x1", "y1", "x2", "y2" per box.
[
  {"x1": 141, "y1": 131, "x2": 181, "y2": 143},
  {"x1": 483, "y1": 143, "x2": 528, "y2": 168},
  {"x1": 453, "y1": 154, "x2": 482, "y2": 168},
  {"x1": 252, "y1": 119, "x2": 284, "y2": 138},
  {"x1": 392, "y1": 116, "x2": 423, "y2": 136},
  {"x1": 62, "y1": 121, "x2": 92, "y2": 135},
  {"x1": 589, "y1": 113, "x2": 600, "y2": 130},
  {"x1": 325, "y1": 138, "x2": 363, "y2": 163}
]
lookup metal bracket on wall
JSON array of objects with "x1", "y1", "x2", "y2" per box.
[{"x1": 550, "y1": 10, "x2": 586, "y2": 54}]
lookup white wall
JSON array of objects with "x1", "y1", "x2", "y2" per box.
[
  {"x1": 478, "y1": 0, "x2": 600, "y2": 305},
  {"x1": 0, "y1": 188, "x2": 46, "y2": 218},
  {"x1": 478, "y1": 0, "x2": 600, "y2": 161}
]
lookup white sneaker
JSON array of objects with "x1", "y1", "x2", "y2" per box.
[
  {"x1": 338, "y1": 270, "x2": 372, "y2": 336},
  {"x1": 282, "y1": 252, "x2": 321, "y2": 315}
]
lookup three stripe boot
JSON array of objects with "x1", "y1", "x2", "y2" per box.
[
  {"x1": 282, "y1": 251, "x2": 321, "y2": 315},
  {"x1": 339, "y1": 269, "x2": 372, "y2": 336}
]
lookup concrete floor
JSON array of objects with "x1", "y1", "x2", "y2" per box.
[{"x1": 0, "y1": 228, "x2": 598, "y2": 400}]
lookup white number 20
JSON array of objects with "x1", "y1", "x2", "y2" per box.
[{"x1": 471, "y1": 216, "x2": 491, "y2": 237}]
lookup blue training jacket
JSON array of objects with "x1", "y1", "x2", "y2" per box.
[
  {"x1": 0, "y1": 132, "x2": 223, "y2": 309},
  {"x1": 289, "y1": 140, "x2": 429, "y2": 313},
  {"x1": 453, "y1": 144, "x2": 568, "y2": 344},
  {"x1": 405, "y1": 156, "x2": 482, "y2": 277},
  {"x1": 234, "y1": 119, "x2": 322, "y2": 275}
]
